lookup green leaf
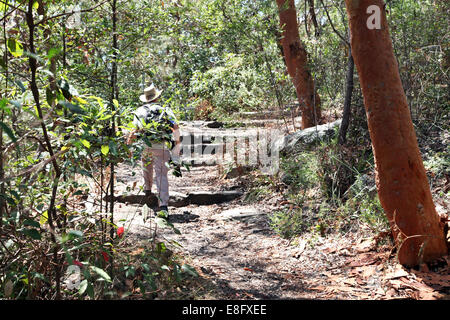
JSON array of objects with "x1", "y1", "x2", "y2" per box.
[
  {"x1": 46, "y1": 88, "x2": 56, "y2": 106},
  {"x1": 155, "y1": 216, "x2": 170, "y2": 229},
  {"x1": 40, "y1": 211, "x2": 48, "y2": 226},
  {"x1": 7, "y1": 39, "x2": 24, "y2": 58},
  {"x1": 108, "y1": 141, "x2": 117, "y2": 156},
  {"x1": 47, "y1": 47, "x2": 61, "y2": 60},
  {"x1": 74, "y1": 96, "x2": 87, "y2": 105},
  {"x1": 156, "y1": 241, "x2": 167, "y2": 253},
  {"x1": 86, "y1": 282, "x2": 94, "y2": 299},
  {"x1": 169, "y1": 239, "x2": 183, "y2": 248},
  {"x1": 0, "y1": 99, "x2": 9, "y2": 114},
  {"x1": 0, "y1": 56, "x2": 6, "y2": 69},
  {"x1": 80, "y1": 139, "x2": 91, "y2": 149},
  {"x1": 68, "y1": 229, "x2": 83, "y2": 238},
  {"x1": 89, "y1": 266, "x2": 111, "y2": 282},
  {"x1": 59, "y1": 101, "x2": 85, "y2": 114},
  {"x1": 8, "y1": 100, "x2": 21, "y2": 109},
  {"x1": 78, "y1": 279, "x2": 88, "y2": 295},
  {"x1": 63, "y1": 247, "x2": 74, "y2": 264},
  {"x1": 181, "y1": 264, "x2": 198, "y2": 277},
  {"x1": 0, "y1": 121, "x2": 17, "y2": 142},
  {"x1": 155, "y1": 216, "x2": 181, "y2": 234},
  {"x1": 101, "y1": 145, "x2": 110, "y2": 156},
  {"x1": 161, "y1": 265, "x2": 170, "y2": 271},
  {"x1": 14, "y1": 79, "x2": 26, "y2": 93},
  {"x1": 21, "y1": 228, "x2": 41, "y2": 240},
  {"x1": 32, "y1": 1, "x2": 39, "y2": 10},
  {"x1": 23, "y1": 219, "x2": 40, "y2": 228}
]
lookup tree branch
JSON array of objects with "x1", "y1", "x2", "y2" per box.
[
  {"x1": 0, "y1": 146, "x2": 69, "y2": 184},
  {"x1": 318, "y1": 0, "x2": 349, "y2": 46},
  {"x1": 33, "y1": 0, "x2": 109, "y2": 26},
  {"x1": 0, "y1": 0, "x2": 27, "y2": 24}
]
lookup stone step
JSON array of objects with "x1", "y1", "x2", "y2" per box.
[
  {"x1": 180, "y1": 128, "x2": 281, "y2": 142},
  {"x1": 109, "y1": 190, "x2": 243, "y2": 207}
]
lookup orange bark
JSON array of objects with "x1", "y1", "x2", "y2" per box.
[
  {"x1": 276, "y1": 0, "x2": 321, "y2": 129},
  {"x1": 344, "y1": 0, "x2": 447, "y2": 266}
]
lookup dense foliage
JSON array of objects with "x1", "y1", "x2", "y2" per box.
[{"x1": 0, "y1": 0, "x2": 448, "y2": 299}]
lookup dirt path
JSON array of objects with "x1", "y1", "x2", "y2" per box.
[
  {"x1": 110, "y1": 122, "x2": 450, "y2": 300},
  {"x1": 113, "y1": 161, "x2": 320, "y2": 299}
]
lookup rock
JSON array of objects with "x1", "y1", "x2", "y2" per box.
[
  {"x1": 277, "y1": 119, "x2": 342, "y2": 153},
  {"x1": 106, "y1": 193, "x2": 185, "y2": 207},
  {"x1": 212, "y1": 207, "x2": 264, "y2": 221}
]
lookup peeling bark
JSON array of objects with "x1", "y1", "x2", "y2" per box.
[{"x1": 344, "y1": 0, "x2": 447, "y2": 266}]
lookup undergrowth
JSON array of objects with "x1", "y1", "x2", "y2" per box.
[{"x1": 247, "y1": 126, "x2": 391, "y2": 241}]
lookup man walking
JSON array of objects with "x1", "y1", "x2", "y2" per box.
[{"x1": 127, "y1": 84, "x2": 181, "y2": 215}]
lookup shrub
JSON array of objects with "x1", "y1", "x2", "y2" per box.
[{"x1": 189, "y1": 54, "x2": 275, "y2": 119}]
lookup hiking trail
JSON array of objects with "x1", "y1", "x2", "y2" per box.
[{"x1": 109, "y1": 114, "x2": 449, "y2": 300}]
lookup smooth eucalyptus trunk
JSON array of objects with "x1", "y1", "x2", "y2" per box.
[
  {"x1": 276, "y1": 0, "x2": 321, "y2": 129},
  {"x1": 344, "y1": 0, "x2": 447, "y2": 266}
]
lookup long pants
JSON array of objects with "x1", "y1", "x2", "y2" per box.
[{"x1": 142, "y1": 147, "x2": 170, "y2": 207}]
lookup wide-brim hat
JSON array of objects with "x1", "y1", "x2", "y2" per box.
[{"x1": 139, "y1": 84, "x2": 162, "y2": 103}]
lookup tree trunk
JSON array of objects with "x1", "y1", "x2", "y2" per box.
[
  {"x1": 344, "y1": 0, "x2": 447, "y2": 266},
  {"x1": 308, "y1": 0, "x2": 320, "y2": 36},
  {"x1": 26, "y1": 0, "x2": 62, "y2": 298},
  {"x1": 109, "y1": 0, "x2": 118, "y2": 241},
  {"x1": 276, "y1": 0, "x2": 321, "y2": 129},
  {"x1": 0, "y1": 0, "x2": 8, "y2": 229},
  {"x1": 338, "y1": 42, "x2": 354, "y2": 145}
]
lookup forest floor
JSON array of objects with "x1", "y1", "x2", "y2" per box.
[{"x1": 109, "y1": 121, "x2": 450, "y2": 300}]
